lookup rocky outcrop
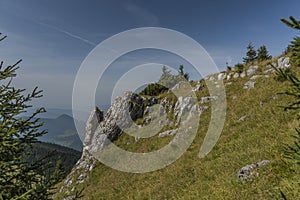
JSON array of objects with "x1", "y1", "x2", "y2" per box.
[
  {"x1": 58, "y1": 92, "x2": 145, "y2": 198},
  {"x1": 83, "y1": 107, "x2": 104, "y2": 147},
  {"x1": 237, "y1": 160, "x2": 270, "y2": 181},
  {"x1": 174, "y1": 96, "x2": 193, "y2": 123},
  {"x1": 86, "y1": 91, "x2": 144, "y2": 154}
]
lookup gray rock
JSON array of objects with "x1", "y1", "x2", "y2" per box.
[
  {"x1": 233, "y1": 73, "x2": 239, "y2": 79},
  {"x1": 143, "y1": 116, "x2": 152, "y2": 124},
  {"x1": 243, "y1": 81, "x2": 255, "y2": 89},
  {"x1": 246, "y1": 66, "x2": 259, "y2": 76},
  {"x1": 278, "y1": 57, "x2": 290, "y2": 69},
  {"x1": 201, "y1": 96, "x2": 218, "y2": 103},
  {"x1": 58, "y1": 91, "x2": 146, "y2": 197},
  {"x1": 77, "y1": 173, "x2": 88, "y2": 184},
  {"x1": 84, "y1": 107, "x2": 104, "y2": 147},
  {"x1": 227, "y1": 72, "x2": 233, "y2": 80},
  {"x1": 199, "y1": 106, "x2": 209, "y2": 112},
  {"x1": 87, "y1": 92, "x2": 144, "y2": 153},
  {"x1": 148, "y1": 96, "x2": 158, "y2": 106},
  {"x1": 237, "y1": 160, "x2": 270, "y2": 181},
  {"x1": 209, "y1": 76, "x2": 215, "y2": 81},
  {"x1": 264, "y1": 68, "x2": 276, "y2": 73},
  {"x1": 63, "y1": 196, "x2": 76, "y2": 200},
  {"x1": 174, "y1": 96, "x2": 193, "y2": 124},
  {"x1": 218, "y1": 73, "x2": 226, "y2": 80},
  {"x1": 158, "y1": 129, "x2": 178, "y2": 137},
  {"x1": 237, "y1": 115, "x2": 247, "y2": 122},
  {"x1": 250, "y1": 75, "x2": 263, "y2": 80},
  {"x1": 225, "y1": 82, "x2": 232, "y2": 86},
  {"x1": 144, "y1": 106, "x2": 150, "y2": 116},
  {"x1": 192, "y1": 84, "x2": 204, "y2": 92},
  {"x1": 240, "y1": 71, "x2": 246, "y2": 78}
]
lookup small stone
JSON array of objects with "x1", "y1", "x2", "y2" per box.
[
  {"x1": 243, "y1": 81, "x2": 255, "y2": 89},
  {"x1": 240, "y1": 71, "x2": 246, "y2": 78},
  {"x1": 209, "y1": 76, "x2": 215, "y2": 81},
  {"x1": 237, "y1": 160, "x2": 270, "y2": 181},
  {"x1": 233, "y1": 73, "x2": 239, "y2": 79},
  {"x1": 237, "y1": 115, "x2": 247, "y2": 122},
  {"x1": 218, "y1": 73, "x2": 226, "y2": 80},
  {"x1": 250, "y1": 75, "x2": 263, "y2": 80},
  {"x1": 159, "y1": 129, "x2": 178, "y2": 137},
  {"x1": 201, "y1": 96, "x2": 219, "y2": 103},
  {"x1": 247, "y1": 66, "x2": 259, "y2": 76},
  {"x1": 227, "y1": 73, "x2": 233, "y2": 80},
  {"x1": 264, "y1": 68, "x2": 276, "y2": 73}
]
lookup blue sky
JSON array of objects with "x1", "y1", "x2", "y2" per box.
[{"x1": 0, "y1": 0, "x2": 300, "y2": 110}]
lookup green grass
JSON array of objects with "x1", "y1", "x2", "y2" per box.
[{"x1": 55, "y1": 57, "x2": 300, "y2": 199}]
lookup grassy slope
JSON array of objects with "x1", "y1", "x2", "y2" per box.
[{"x1": 56, "y1": 58, "x2": 300, "y2": 199}]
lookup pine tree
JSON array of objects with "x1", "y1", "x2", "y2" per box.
[
  {"x1": 278, "y1": 16, "x2": 300, "y2": 199},
  {"x1": 243, "y1": 42, "x2": 257, "y2": 64},
  {"x1": 178, "y1": 65, "x2": 189, "y2": 81},
  {"x1": 281, "y1": 16, "x2": 300, "y2": 30},
  {"x1": 50, "y1": 159, "x2": 66, "y2": 184},
  {"x1": 257, "y1": 45, "x2": 272, "y2": 61},
  {"x1": 289, "y1": 37, "x2": 300, "y2": 67},
  {"x1": 158, "y1": 66, "x2": 174, "y2": 88},
  {"x1": 0, "y1": 33, "x2": 52, "y2": 199},
  {"x1": 234, "y1": 63, "x2": 244, "y2": 73}
]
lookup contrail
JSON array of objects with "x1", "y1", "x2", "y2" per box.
[{"x1": 37, "y1": 21, "x2": 96, "y2": 46}]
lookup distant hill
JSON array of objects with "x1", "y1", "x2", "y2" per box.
[
  {"x1": 24, "y1": 142, "x2": 82, "y2": 177},
  {"x1": 39, "y1": 114, "x2": 84, "y2": 151}
]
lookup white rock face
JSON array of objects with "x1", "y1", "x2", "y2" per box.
[
  {"x1": 83, "y1": 107, "x2": 104, "y2": 147},
  {"x1": 233, "y1": 73, "x2": 239, "y2": 79},
  {"x1": 174, "y1": 96, "x2": 193, "y2": 124},
  {"x1": 218, "y1": 73, "x2": 226, "y2": 80},
  {"x1": 278, "y1": 57, "x2": 290, "y2": 69},
  {"x1": 243, "y1": 81, "x2": 255, "y2": 89}
]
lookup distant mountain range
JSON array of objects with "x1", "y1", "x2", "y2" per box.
[
  {"x1": 19, "y1": 106, "x2": 111, "y2": 152},
  {"x1": 38, "y1": 114, "x2": 84, "y2": 152}
]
